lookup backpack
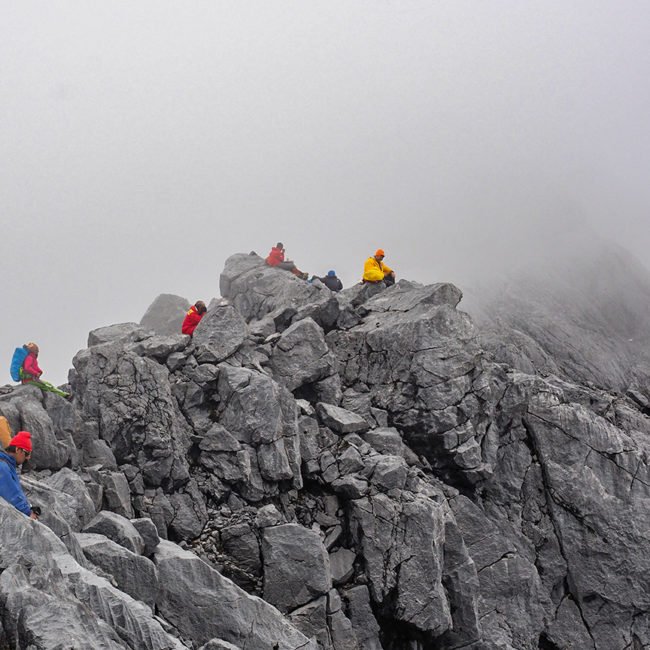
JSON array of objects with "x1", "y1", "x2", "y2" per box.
[
  {"x1": 10, "y1": 347, "x2": 28, "y2": 382},
  {"x1": 0, "y1": 416, "x2": 12, "y2": 449}
]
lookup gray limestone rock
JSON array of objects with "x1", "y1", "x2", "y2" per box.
[
  {"x1": 99, "y1": 470, "x2": 134, "y2": 518},
  {"x1": 83, "y1": 511, "x2": 145, "y2": 554},
  {"x1": 0, "y1": 500, "x2": 184, "y2": 650},
  {"x1": 154, "y1": 540, "x2": 317, "y2": 649},
  {"x1": 0, "y1": 563, "x2": 126, "y2": 650},
  {"x1": 220, "y1": 252, "x2": 335, "y2": 329},
  {"x1": 88, "y1": 322, "x2": 151, "y2": 347},
  {"x1": 439, "y1": 506, "x2": 481, "y2": 649},
  {"x1": 71, "y1": 340, "x2": 197, "y2": 536},
  {"x1": 312, "y1": 374, "x2": 344, "y2": 406},
  {"x1": 131, "y1": 517, "x2": 161, "y2": 556},
  {"x1": 55, "y1": 552, "x2": 184, "y2": 649},
  {"x1": 369, "y1": 455, "x2": 408, "y2": 491},
  {"x1": 288, "y1": 596, "x2": 332, "y2": 649},
  {"x1": 262, "y1": 523, "x2": 332, "y2": 613},
  {"x1": 168, "y1": 480, "x2": 208, "y2": 539},
  {"x1": 362, "y1": 427, "x2": 420, "y2": 465},
  {"x1": 269, "y1": 317, "x2": 338, "y2": 391},
  {"x1": 256, "y1": 503, "x2": 284, "y2": 528},
  {"x1": 198, "y1": 641, "x2": 242, "y2": 650},
  {"x1": 327, "y1": 588, "x2": 358, "y2": 650},
  {"x1": 330, "y1": 475, "x2": 369, "y2": 500},
  {"x1": 127, "y1": 333, "x2": 190, "y2": 361},
  {"x1": 22, "y1": 476, "x2": 90, "y2": 563},
  {"x1": 217, "y1": 365, "x2": 301, "y2": 487},
  {"x1": 316, "y1": 403, "x2": 369, "y2": 435},
  {"x1": 83, "y1": 438, "x2": 118, "y2": 469},
  {"x1": 329, "y1": 548, "x2": 355, "y2": 585},
  {"x1": 193, "y1": 301, "x2": 248, "y2": 363},
  {"x1": 44, "y1": 467, "x2": 97, "y2": 528},
  {"x1": 342, "y1": 586, "x2": 382, "y2": 650},
  {"x1": 140, "y1": 293, "x2": 191, "y2": 336},
  {"x1": 326, "y1": 280, "x2": 505, "y2": 487},
  {"x1": 350, "y1": 491, "x2": 452, "y2": 639},
  {"x1": 221, "y1": 522, "x2": 262, "y2": 587},
  {"x1": 341, "y1": 281, "x2": 386, "y2": 309},
  {"x1": 6, "y1": 394, "x2": 72, "y2": 470},
  {"x1": 75, "y1": 532, "x2": 160, "y2": 608}
]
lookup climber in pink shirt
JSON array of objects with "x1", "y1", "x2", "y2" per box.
[
  {"x1": 20, "y1": 343, "x2": 43, "y2": 383},
  {"x1": 19, "y1": 342, "x2": 70, "y2": 398}
]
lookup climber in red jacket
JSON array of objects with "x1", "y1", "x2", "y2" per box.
[
  {"x1": 265, "y1": 243, "x2": 308, "y2": 280},
  {"x1": 182, "y1": 301, "x2": 207, "y2": 336}
]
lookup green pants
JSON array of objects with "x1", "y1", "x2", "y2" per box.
[{"x1": 20, "y1": 369, "x2": 69, "y2": 398}]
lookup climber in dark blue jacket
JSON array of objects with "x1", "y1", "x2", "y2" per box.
[{"x1": 0, "y1": 431, "x2": 38, "y2": 518}]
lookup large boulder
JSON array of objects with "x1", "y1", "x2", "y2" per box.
[
  {"x1": 316, "y1": 403, "x2": 369, "y2": 435},
  {"x1": 140, "y1": 293, "x2": 191, "y2": 336},
  {"x1": 193, "y1": 301, "x2": 248, "y2": 364},
  {"x1": 44, "y1": 467, "x2": 97, "y2": 527},
  {"x1": 87, "y1": 322, "x2": 151, "y2": 347},
  {"x1": 269, "y1": 318, "x2": 338, "y2": 392},
  {"x1": 216, "y1": 366, "x2": 302, "y2": 491},
  {"x1": 220, "y1": 253, "x2": 336, "y2": 328},
  {"x1": 75, "y1": 532, "x2": 159, "y2": 608},
  {"x1": 154, "y1": 540, "x2": 318, "y2": 649},
  {"x1": 0, "y1": 500, "x2": 184, "y2": 650},
  {"x1": 0, "y1": 391, "x2": 73, "y2": 470},
  {"x1": 82, "y1": 511, "x2": 145, "y2": 554},
  {"x1": 349, "y1": 491, "x2": 453, "y2": 639},
  {"x1": 262, "y1": 523, "x2": 332, "y2": 612}
]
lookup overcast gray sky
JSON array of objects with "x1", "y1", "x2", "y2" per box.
[{"x1": 2, "y1": 1, "x2": 649, "y2": 383}]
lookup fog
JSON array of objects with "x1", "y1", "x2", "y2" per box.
[{"x1": 2, "y1": 1, "x2": 649, "y2": 384}]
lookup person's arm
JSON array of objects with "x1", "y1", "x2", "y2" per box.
[
  {"x1": 335, "y1": 279, "x2": 343, "y2": 291},
  {"x1": 381, "y1": 262, "x2": 393, "y2": 276},
  {"x1": 0, "y1": 465, "x2": 32, "y2": 516}
]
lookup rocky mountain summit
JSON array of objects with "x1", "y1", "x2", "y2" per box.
[{"x1": 1, "y1": 251, "x2": 650, "y2": 649}]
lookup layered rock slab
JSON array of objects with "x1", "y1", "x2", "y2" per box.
[
  {"x1": 154, "y1": 540, "x2": 317, "y2": 649},
  {"x1": 0, "y1": 501, "x2": 184, "y2": 650}
]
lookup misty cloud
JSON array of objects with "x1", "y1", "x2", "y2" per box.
[{"x1": 2, "y1": 1, "x2": 649, "y2": 383}]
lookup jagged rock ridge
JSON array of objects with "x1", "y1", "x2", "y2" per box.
[
  {"x1": 0, "y1": 250, "x2": 648, "y2": 649},
  {"x1": 464, "y1": 240, "x2": 650, "y2": 394}
]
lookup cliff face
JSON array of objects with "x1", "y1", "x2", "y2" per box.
[
  {"x1": 1, "y1": 251, "x2": 649, "y2": 649},
  {"x1": 464, "y1": 242, "x2": 650, "y2": 394}
]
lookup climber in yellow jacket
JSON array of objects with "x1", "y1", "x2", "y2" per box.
[{"x1": 363, "y1": 249, "x2": 395, "y2": 286}]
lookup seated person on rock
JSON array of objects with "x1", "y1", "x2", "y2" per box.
[
  {"x1": 20, "y1": 343, "x2": 70, "y2": 398},
  {"x1": 362, "y1": 249, "x2": 395, "y2": 287},
  {"x1": 265, "y1": 242, "x2": 308, "y2": 280},
  {"x1": 317, "y1": 270, "x2": 343, "y2": 292},
  {"x1": 0, "y1": 431, "x2": 39, "y2": 519},
  {"x1": 182, "y1": 301, "x2": 207, "y2": 336}
]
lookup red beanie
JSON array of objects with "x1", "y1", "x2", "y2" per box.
[{"x1": 9, "y1": 431, "x2": 32, "y2": 452}]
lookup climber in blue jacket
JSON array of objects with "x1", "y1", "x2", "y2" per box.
[{"x1": 0, "y1": 431, "x2": 38, "y2": 519}]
